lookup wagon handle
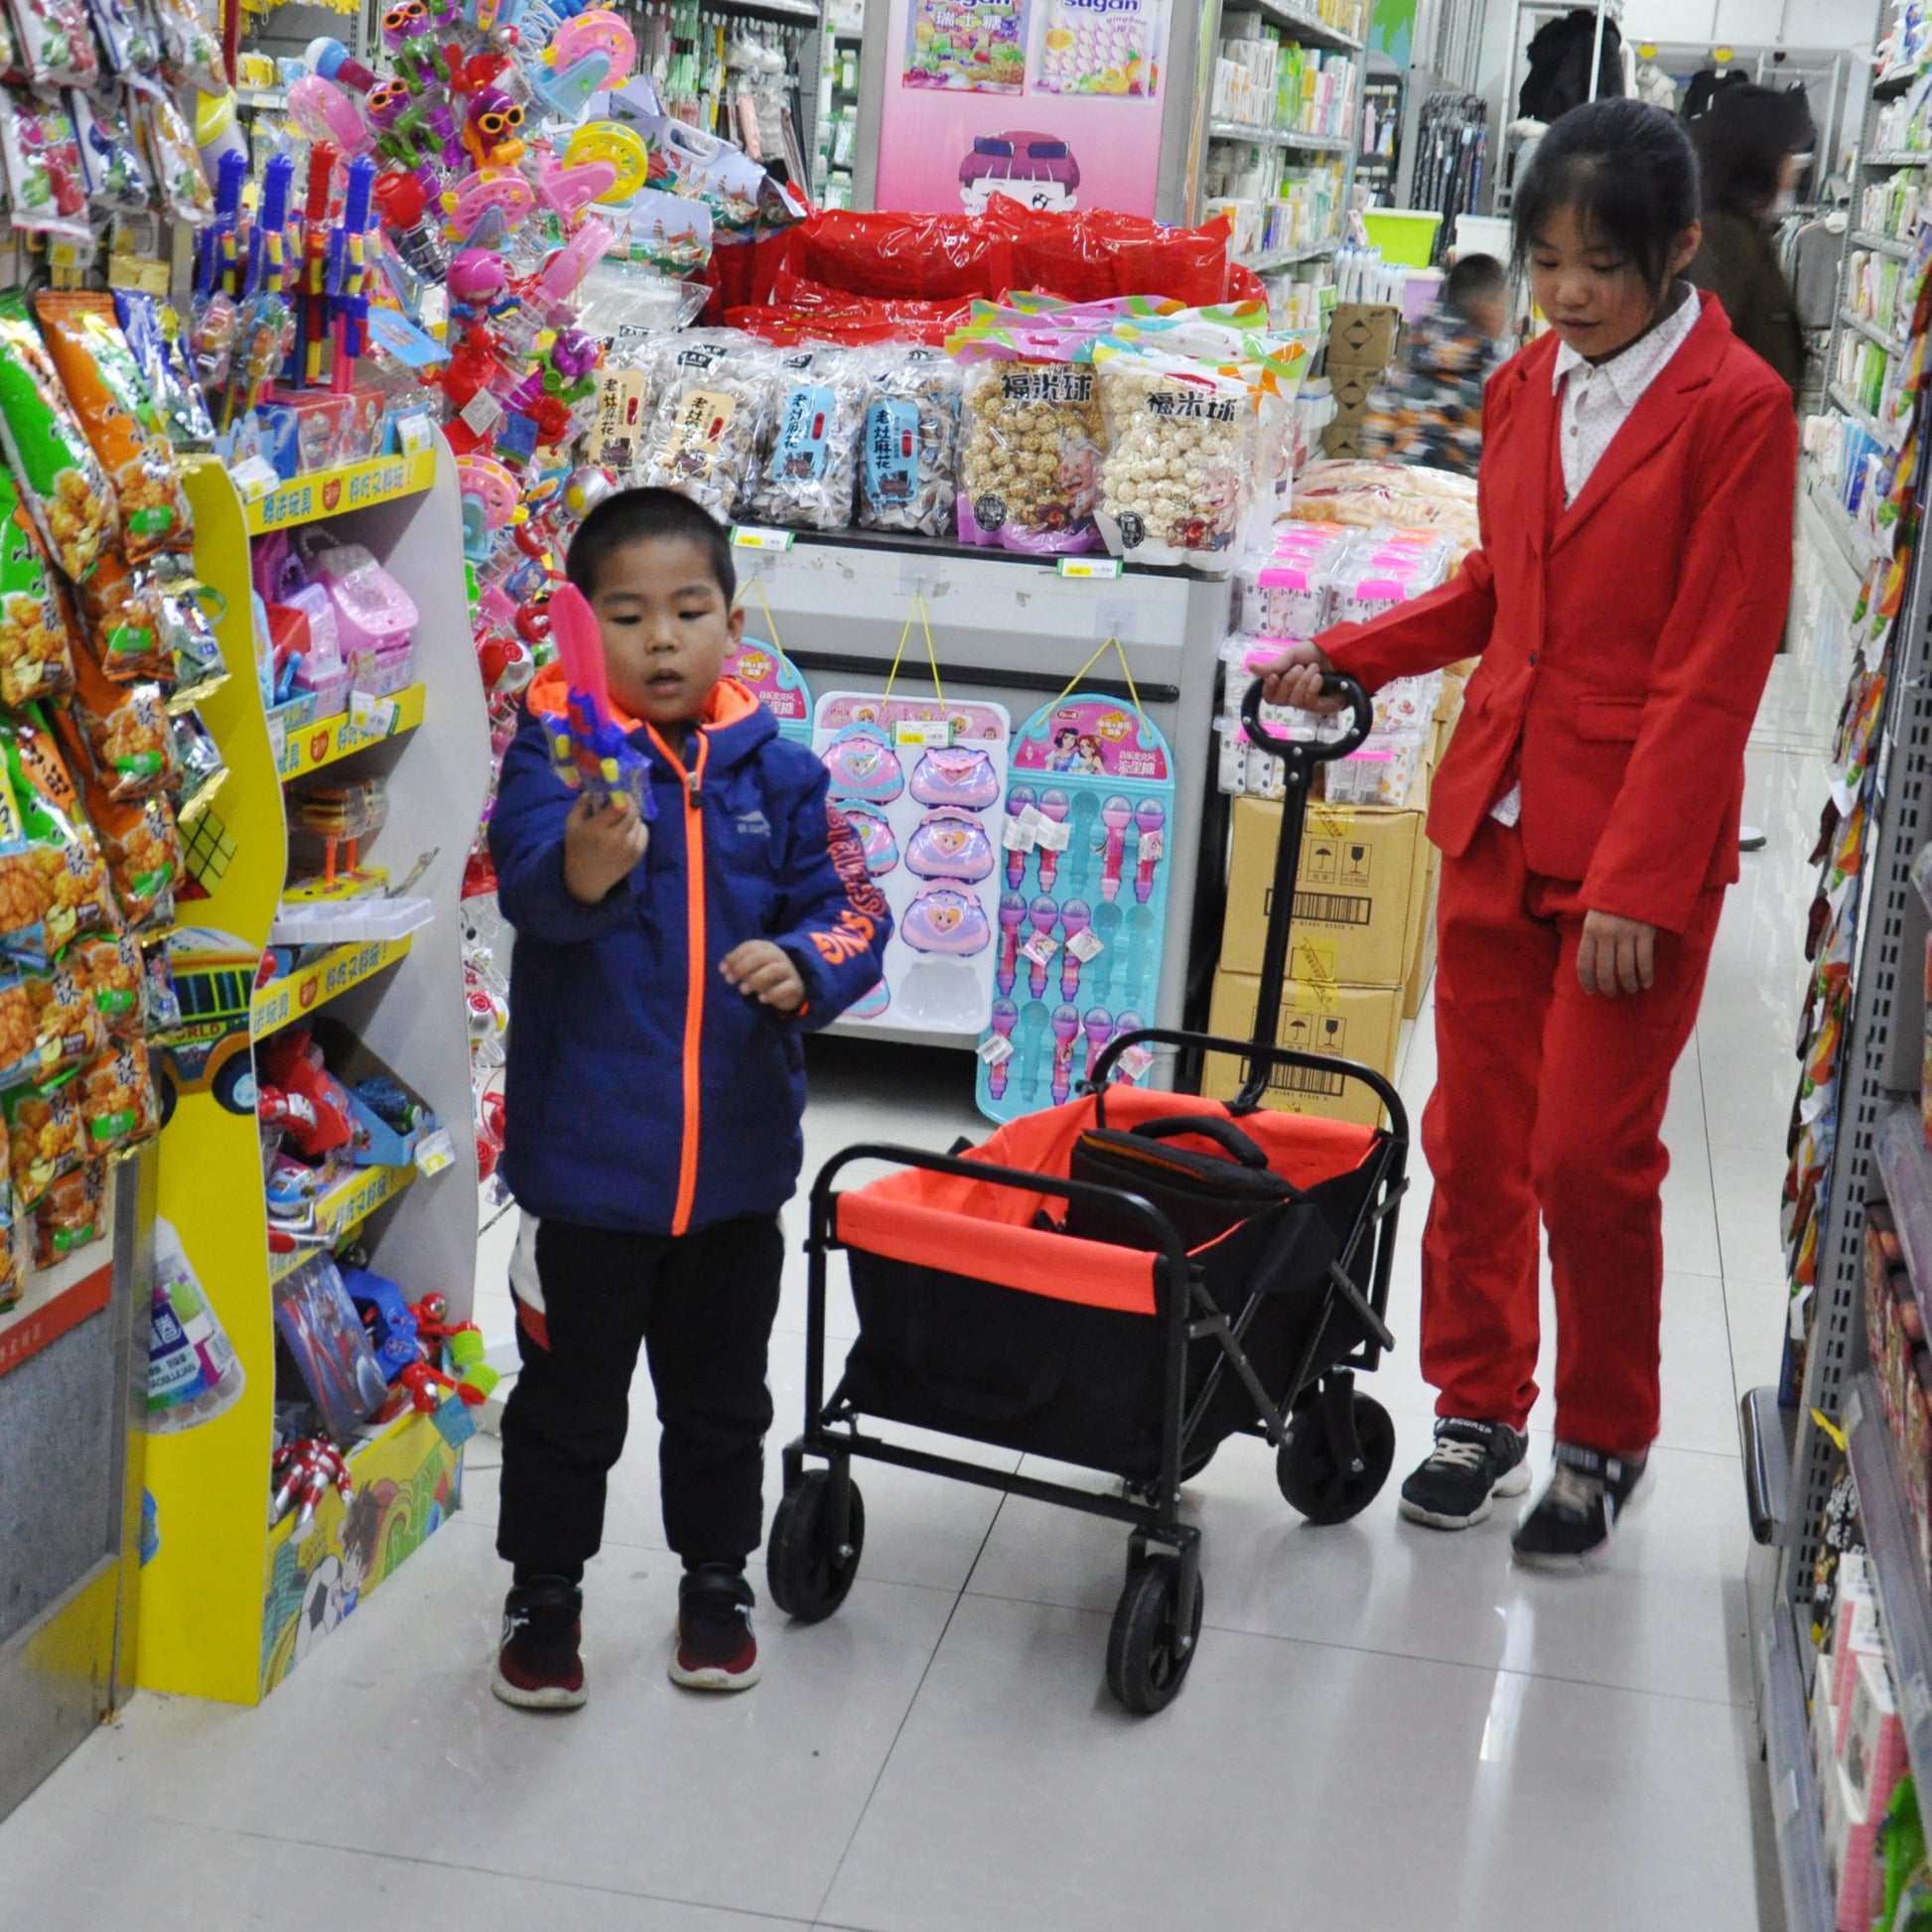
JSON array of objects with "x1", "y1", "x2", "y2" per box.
[
  {"x1": 1239, "y1": 671, "x2": 1372, "y2": 765},
  {"x1": 808, "y1": 1139, "x2": 1194, "y2": 1288}
]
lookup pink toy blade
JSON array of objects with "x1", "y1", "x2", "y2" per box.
[{"x1": 549, "y1": 582, "x2": 611, "y2": 721}]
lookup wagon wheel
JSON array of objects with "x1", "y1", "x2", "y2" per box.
[
  {"x1": 1276, "y1": 1390, "x2": 1395, "y2": 1524},
  {"x1": 1105, "y1": 1557, "x2": 1203, "y2": 1715},
  {"x1": 766, "y1": 1469, "x2": 865, "y2": 1623}
]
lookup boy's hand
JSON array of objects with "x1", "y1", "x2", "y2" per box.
[
  {"x1": 1258, "y1": 641, "x2": 1343, "y2": 712},
  {"x1": 722, "y1": 940, "x2": 805, "y2": 1014},
  {"x1": 562, "y1": 792, "x2": 648, "y2": 905},
  {"x1": 1577, "y1": 910, "x2": 1656, "y2": 997}
]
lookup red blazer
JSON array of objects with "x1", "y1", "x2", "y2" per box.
[{"x1": 1322, "y1": 291, "x2": 1797, "y2": 934}]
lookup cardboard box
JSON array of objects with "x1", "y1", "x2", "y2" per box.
[
  {"x1": 1201, "y1": 970, "x2": 1402, "y2": 1129},
  {"x1": 1326, "y1": 301, "x2": 1401, "y2": 369},
  {"x1": 1319, "y1": 422, "x2": 1368, "y2": 459},
  {"x1": 1219, "y1": 791, "x2": 1430, "y2": 988},
  {"x1": 1402, "y1": 845, "x2": 1440, "y2": 1020},
  {"x1": 1329, "y1": 368, "x2": 1377, "y2": 415}
]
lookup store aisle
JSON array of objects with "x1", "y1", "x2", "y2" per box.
[{"x1": 0, "y1": 661, "x2": 1832, "y2": 1932}]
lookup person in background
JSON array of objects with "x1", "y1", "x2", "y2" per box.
[
  {"x1": 1686, "y1": 81, "x2": 1813, "y2": 403},
  {"x1": 1263, "y1": 99, "x2": 1797, "y2": 1570},
  {"x1": 1360, "y1": 254, "x2": 1510, "y2": 478}
]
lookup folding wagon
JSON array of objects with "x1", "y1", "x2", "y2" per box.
[{"x1": 767, "y1": 679, "x2": 1411, "y2": 1712}]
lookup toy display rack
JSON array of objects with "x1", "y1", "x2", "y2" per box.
[{"x1": 133, "y1": 439, "x2": 490, "y2": 1707}]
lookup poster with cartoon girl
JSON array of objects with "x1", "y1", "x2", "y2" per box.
[{"x1": 958, "y1": 130, "x2": 1080, "y2": 212}]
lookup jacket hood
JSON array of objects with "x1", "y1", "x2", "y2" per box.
[{"x1": 525, "y1": 667, "x2": 772, "y2": 765}]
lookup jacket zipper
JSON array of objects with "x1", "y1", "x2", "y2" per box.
[{"x1": 646, "y1": 725, "x2": 710, "y2": 1235}]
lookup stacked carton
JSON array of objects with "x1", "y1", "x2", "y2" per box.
[{"x1": 1320, "y1": 302, "x2": 1401, "y2": 460}]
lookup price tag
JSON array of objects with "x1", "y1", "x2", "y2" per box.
[
  {"x1": 977, "y1": 1032, "x2": 1014, "y2": 1067},
  {"x1": 893, "y1": 719, "x2": 951, "y2": 747},
  {"x1": 414, "y1": 1126, "x2": 457, "y2": 1176},
  {"x1": 1113, "y1": 1042, "x2": 1156, "y2": 1081},
  {"x1": 348, "y1": 691, "x2": 401, "y2": 740},
  {"x1": 1058, "y1": 556, "x2": 1123, "y2": 580},
  {"x1": 1001, "y1": 817, "x2": 1036, "y2": 853},
  {"x1": 1033, "y1": 812, "x2": 1071, "y2": 853},
  {"x1": 1019, "y1": 930, "x2": 1060, "y2": 968},
  {"x1": 460, "y1": 388, "x2": 504, "y2": 436},
  {"x1": 1138, "y1": 829, "x2": 1165, "y2": 864},
  {"x1": 1066, "y1": 928, "x2": 1104, "y2": 962},
  {"x1": 732, "y1": 525, "x2": 795, "y2": 552},
  {"x1": 228, "y1": 456, "x2": 279, "y2": 501},
  {"x1": 266, "y1": 712, "x2": 287, "y2": 766},
  {"x1": 431, "y1": 1392, "x2": 480, "y2": 1449}
]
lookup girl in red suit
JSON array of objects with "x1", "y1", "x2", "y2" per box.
[{"x1": 1265, "y1": 99, "x2": 1797, "y2": 1568}]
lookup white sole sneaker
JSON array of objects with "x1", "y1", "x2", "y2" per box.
[
  {"x1": 1510, "y1": 1463, "x2": 1650, "y2": 1573},
  {"x1": 1398, "y1": 1458, "x2": 1532, "y2": 1530},
  {"x1": 667, "y1": 1654, "x2": 760, "y2": 1692},
  {"x1": 490, "y1": 1665, "x2": 588, "y2": 1711}
]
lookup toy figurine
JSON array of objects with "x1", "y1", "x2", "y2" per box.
[
  {"x1": 462, "y1": 85, "x2": 526, "y2": 169},
  {"x1": 271, "y1": 1437, "x2": 354, "y2": 1533}
]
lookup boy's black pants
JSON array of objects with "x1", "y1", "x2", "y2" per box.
[{"x1": 496, "y1": 1213, "x2": 784, "y2": 1584}]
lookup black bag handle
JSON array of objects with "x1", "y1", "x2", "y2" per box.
[{"x1": 1122, "y1": 1115, "x2": 1273, "y2": 1171}]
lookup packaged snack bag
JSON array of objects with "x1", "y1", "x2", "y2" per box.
[
  {"x1": 955, "y1": 356, "x2": 1104, "y2": 555},
  {"x1": 35, "y1": 1157, "x2": 102, "y2": 1266},
  {"x1": 141, "y1": 938, "x2": 179, "y2": 1035},
  {"x1": 145, "y1": 0, "x2": 221, "y2": 97},
  {"x1": 0, "y1": 295, "x2": 117, "y2": 580},
  {"x1": 80, "y1": 780, "x2": 176, "y2": 932},
  {"x1": 158, "y1": 579, "x2": 224, "y2": 702},
  {"x1": 0, "y1": 956, "x2": 99, "y2": 1089},
  {"x1": 69, "y1": 87, "x2": 149, "y2": 210},
  {"x1": 0, "y1": 86, "x2": 89, "y2": 234},
  {"x1": 4, "y1": 0, "x2": 97, "y2": 89},
  {"x1": 165, "y1": 707, "x2": 223, "y2": 822},
  {"x1": 744, "y1": 345, "x2": 864, "y2": 531},
  {"x1": 78, "y1": 1038, "x2": 156, "y2": 1151},
  {"x1": 36, "y1": 292, "x2": 193, "y2": 559},
  {"x1": 1095, "y1": 351, "x2": 1256, "y2": 565},
  {"x1": 70, "y1": 929, "x2": 142, "y2": 1038},
  {"x1": 635, "y1": 334, "x2": 773, "y2": 521},
  {"x1": 0, "y1": 711, "x2": 118, "y2": 958},
  {"x1": 111, "y1": 290, "x2": 213, "y2": 451},
  {"x1": 87, "y1": 0, "x2": 160, "y2": 75},
  {"x1": 76, "y1": 549, "x2": 172, "y2": 681},
  {"x1": 0, "y1": 468, "x2": 74, "y2": 705},
  {"x1": 5, "y1": 1074, "x2": 85, "y2": 1207},
  {"x1": 857, "y1": 346, "x2": 961, "y2": 536},
  {"x1": 129, "y1": 81, "x2": 212, "y2": 225},
  {"x1": 66, "y1": 644, "x2": 174, "y2": 799}
]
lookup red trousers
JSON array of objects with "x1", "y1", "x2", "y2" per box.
[{"x1": 1420, "y1": 818, "x2": 1724, "y2": 1453}]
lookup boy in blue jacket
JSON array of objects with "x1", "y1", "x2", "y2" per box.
[{"x1": 487, "y1": 488, "x2": 891, "y2": 1709}]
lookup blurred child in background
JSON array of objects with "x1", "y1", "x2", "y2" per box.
[{"x1": 1361, "y1": 254, "x2": 1511, "y2": 477}]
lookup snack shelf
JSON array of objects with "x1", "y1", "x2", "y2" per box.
[
  {"x1": 249, "y1": 937, "x2": 415, "y2": 1040},
  {"x1": 1842, "y1": 308, "x2": 1911, "y2": 359},
  {"x1": 1877, "y1": 1103, "x2": 1932, "y2": 1336},
  {"x1": 1844, "y1": 1373, "x2": 1932, "y2": 1848},
  {"x1": 240, "y1": 448, "x2": 439, "y2": 536},
  {"x1": 274, "y1": 683, "x2": 427, "y2": 781},
  {"x1": 1207, "y1": 120, "x2": 1351, "y2": 153},
  {"x1": 1756, "y1": 1587, "x2": 1838, "y2": 1932},
  {"x1": 266, "y1": 1161, "x2": 416, "y2": 1287},
  {"x1": 1237, "y1": 239, "x2": 1340, "y2": 271},
  {"x1": 1831, "y1": 382, "x2": 1906, "y2": 451},
  {"x1": 1250, "y1": 0, "x2": 1363, "y2": 51},
  {"x1": 1853, "y1": 229, "x2": 1918, "y2": 260}
]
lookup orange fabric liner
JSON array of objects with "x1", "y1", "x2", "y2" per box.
[{"x1": 835, "y1": 1087, "x2": 1378, "y2": 1317}]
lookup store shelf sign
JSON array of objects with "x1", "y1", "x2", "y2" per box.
[
  {"x1": 1058, "y1": 557, "x2": 1123, "y2": 579},
  {"x1": 732, "y1": 525, "x2": 795, "y2": 552}
]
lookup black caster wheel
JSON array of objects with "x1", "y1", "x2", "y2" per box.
[
  {"x1": 1277, "y1": 1391, "x2": 1395, "y2": 1524},
  {"x1": 765, "y1": 1469, "x2": 865, "y2": 1622},
  {"x1": 1105, "y1": 1558, "x2": 1203, "y2": 1715}
]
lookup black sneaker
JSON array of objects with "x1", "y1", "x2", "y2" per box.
[
  {"x1": 669, "y1": 1566, "x2": 760, "y2": 1692},
  {"x1": 1398, "y1": 1419, "x2": 1531, "y2": 1529},
  {"x1": 491, "y1": 1577, "x2": 587, "y2": 1711},
  {"x1": 1511, "y1": 1442, "x2": 1648, "y2": 1570}
]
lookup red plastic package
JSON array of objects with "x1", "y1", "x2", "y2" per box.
[
  {"x1": 988, "y1": 203, "x2": 1234, "y2": 304},
  {"x1": 790, "y1": 208, "x2": 1013, "y2": 303}
]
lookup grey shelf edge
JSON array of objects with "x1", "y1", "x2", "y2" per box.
[
  {"x1": 1831, "y1": 382, "x2": 1907, "y2": 451},
  {"x1": 1865, "y1": 152, "x2": 1931, "y2": 169},
  {"x1": 1844, "y1": 1372, "x2": 1932, "y2": 1851},
  {"x1": 1806, "y1": 475, "x2": 1888, "y2": 580},
  {"x1": 1235, "y1": 239, "x2": 1340, "y2": 271},
  {"x1": 1853, "y1": 229, "x2": 1918, "y2": 260},
  {"x1": 1207, "y1": 120, "x2": 1350, "y2": 153},
  {"x1": 1755, "y1": 1588, "x2": 1838, "y2": 1932},
  {"x1": 1249, "y1": 0, "x2": 1364, "y2": 51},
  {"x1": 1877, "y1": 1104, "x2": 1932, "y2": 1332},
  {"x1": 1842, "y1": 308, "x2": 1912, "y2": 360}
]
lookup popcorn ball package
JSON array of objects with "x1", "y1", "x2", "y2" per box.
[
  {"x1": 744, "y1": 345, "x2": 864, "y2": 530},
  {"x1": 636, "y1": 334, "x2": 773, "y2": 521},
  {"x1": 0, "y1": 470, "x2": 74, "y2": 707},
  {"x1": 857, "y1": 346, "x2": 961, "y2": 536},
  {"x1": 35, "y1": 292, "x2": 193, "y2": 559},
  {"x1": 0, "y1": 295, "x2": 118, "y2": 582},
  {"x1": 955, "y1": 355, "x2": 1104, "y2": 555},
  {"x1": 1096, "y1": 354, "x2": 1255, "y2": 567}
]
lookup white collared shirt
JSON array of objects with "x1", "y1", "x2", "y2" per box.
[{"x1": 1490, "y1": 285, "x2": 1702, "y2": 828}]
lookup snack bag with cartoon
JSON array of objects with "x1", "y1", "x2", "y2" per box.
[
  {"x1": 0, "y1": 467, "x2": 74, "y2": 706},
  {"x1": 79, "y1": 1040, "x2": 157, "y2": 1152},
  {"x1": 5, "y1": 1075, "x2": 86, "y2": 1208},
  {"x1": 0, "y1": 295, "x2": 117, "y2": 580},
  {"x1": 66, "y1": 643, "x2": 174, "y2": 800},
  {"x1": 36, "y1": 1160, "x2": 103, "y2": 1267},
  {"x1": 70, "y1": 930, "x2": 143, "y2": 1039},
  {"x1": 35, "y1": 293, "x2": 193, "y2": 559}
]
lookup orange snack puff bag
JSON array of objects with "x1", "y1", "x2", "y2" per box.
[
  {"x1": 0, "y1": 468, "x2": 73, "y2": 706},
  {"x1": 70, "y1": 931, "x2": 143, "y2": 1039},
  {"x1": 77, "y1": 549, "x2": 173, "y2": 682},
  {"x1": 65, "y1": 643, "x2": 175, "y2": 801},
  {"x1": 79, "y1": 1041, "x2": 157, "y2": 1153},
  {"x1": 33, "y1": 292, "x2": 192, "y2": 561},
  {"x1": 4, "y1": 1075, "x2": 85, "y2": 1208},
  {"x1": 35, "y1": 1160, "x2": 103, "y2": 1267}
]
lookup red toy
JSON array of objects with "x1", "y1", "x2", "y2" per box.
[
  {"x1": 271, "y1": 1437, "x2": 354, "y2": 1533},
  {"x1": 259, "y1": 1029, "x2": 355, "y2": 1156}
]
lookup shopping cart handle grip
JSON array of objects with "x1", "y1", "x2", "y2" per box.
[{"x1": 1240, "y1": 671, "x2": 1373, "y2": 763}]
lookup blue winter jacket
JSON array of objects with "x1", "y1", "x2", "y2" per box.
[{"x1": 491, "y1": 669, "x2": 892, "y2": 1234}]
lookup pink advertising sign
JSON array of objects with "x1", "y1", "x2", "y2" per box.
[{"x1": 874, "y1": 0, "x2": 1172, "y2": 217}]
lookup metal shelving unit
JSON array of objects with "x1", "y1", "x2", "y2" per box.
[
  {"x1": 1842, "y1": 308, "x2": 1911, "y2": 359},
  {"x1": 1233, "y1": 238, "x2": 1339, "y2": 271},
  {"x1": 1854, "y1": 228, "x2": 1917, "y2": 260},
  {"x1": 1206, "y1": 119, "x2": 1350, "y2": 153}
]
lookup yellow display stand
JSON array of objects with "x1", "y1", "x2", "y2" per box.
[{"x1": 135, "y1": 444, "x2": 489, "y2": 1704}]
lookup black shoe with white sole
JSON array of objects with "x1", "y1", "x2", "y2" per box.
[
  {"x1": 1511, "y1": 1442, "x2": 1648, "y2": 1570},
  {"x1": 1398, "y1": 1419, "x2": 1531, "y2": 1529}
]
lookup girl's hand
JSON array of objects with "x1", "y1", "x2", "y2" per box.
[
  {"x1": 1577, "y1": 910, "x2": 1656, "y2": 997},
  {"x1": 562, "y1": 792, "x2": 647, "y2": 905},
  {"x1": 722, "y1": 940, "x2": 806, "y2": 1013},
  {"x1": 1258, "y1": 640, "x2": 1343, "y2": 712}
]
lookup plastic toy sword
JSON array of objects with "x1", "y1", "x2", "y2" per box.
[
  {"x1": 1134, "y1": 799, "x2": 1166, "y2": 904},
  {"x1": 996, "y1": 893, "x2": 1025, "y2": 999},
  {"x1": 246, "y1": 152, "x2": 294, "y2": 297},
  {"x1": 328, "y1": 155, "x2": 377, "y2": 392},
  {"x1": 545, "y1": 582, "x2": 655, "y2": 817},
  {"x1": 292, "y1": 142, "x2": 338, "y2": 387},
  {"x1": 1099, "y1": 795, "x2": 1133, "y2": 903}
]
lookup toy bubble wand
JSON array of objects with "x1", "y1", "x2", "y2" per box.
[{"x1": 545, "y1": 582, "x2": 654, "y2": 818}]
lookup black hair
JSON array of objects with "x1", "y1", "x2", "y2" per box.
[
  {"x1": 1512, "y1": 97, "x2": 1701, "y2": 294},
  {"x1": 1692, "y1": 83, "x2": 1815, "y2": 217},
  {"x1": 565, "y1": 485, "x2": 737, "y2": 604},
  {"x1": 1445, "y1": 253, "x2": 1507, "y2": 314}
]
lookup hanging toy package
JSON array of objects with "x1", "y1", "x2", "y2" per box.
[
  {"x1": 977, "y1": 687, "x2": 1175, "y2": 1123},
  {"x1": 812, "y1": 679, "x2": 1010, "y2": 1039},
  {"x1": 724, "y1": 632, "x2": 812, "y2": 748}
]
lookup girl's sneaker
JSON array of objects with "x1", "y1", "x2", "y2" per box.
[
  {"x1": 1398, "y1": 1419, "x2": 1531, "y2": 1528},
  {"x1": 670, "y1": 1566, "x2": 760, "y2": 1691},
  {"x1": 491, "y1": 1577, "x2": 587, "y2": 1711},
  {"x1": 1511, "y1": 1442, "x2": 1648, "y2": 1570}
]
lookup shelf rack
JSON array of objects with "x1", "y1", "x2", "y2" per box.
[
  {"x1": 1842, "y1": 308, "x2": 1911, "y2": 360},
  {"x1": 1207, "y1": 119, "x2": 1350, "y2": 153},
  {"x1": 1234, "y1": 238, "x2": 1339, "y2": 271},
  {"x1": 1853, "y1": 228, "x2": 1917, "y2": 260},
  {"x1": 1829, "y1": 381, "x2": 1904, "y2": 450}
]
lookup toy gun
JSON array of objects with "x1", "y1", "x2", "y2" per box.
[
  {"x1": 246, "y1": 152, "x2": 294, "y2": 298},
  {"x1": 328, "y1": 155, "x2": 377, "y2": 392},
  {"x1": 197, "y1": 149, "x2": 246, "y2": 305},
  {"x1": 544, "y1": 581, "x2": 654, "y2": 817},
  {"x1": 292, "y1": 142, "x2": 339, "y2": 388}
]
